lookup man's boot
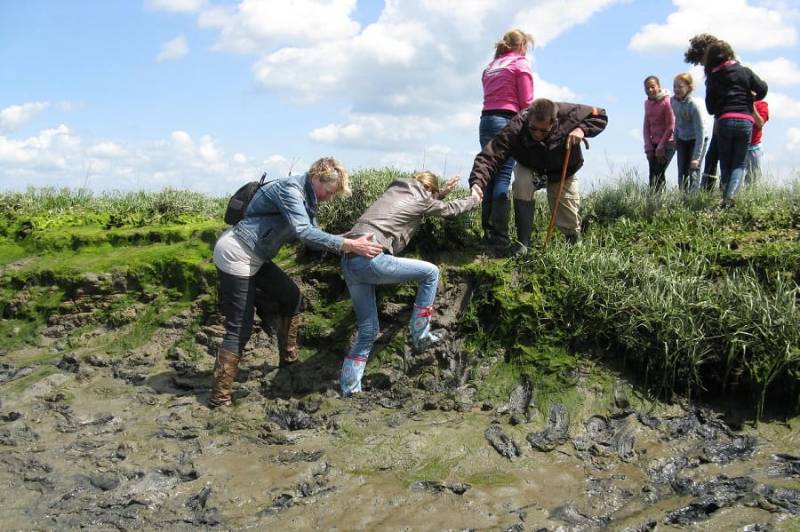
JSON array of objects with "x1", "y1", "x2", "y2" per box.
[
  {"x1": 480, "y1": 201, "x2": 494, "y2": 243},
  {"x1": 489, "y1": 198, "x2": 525, "y2": 256},
  {"x1": 565, "y1": 232, "x2": 582, "y2": 246},
  {"x1": 277, "y1": 314, "x2": 301, "y2": 367},
  {"x1": 513, "y1": 198, "x2": 535, "y2": 249},
  {"x1": 209, "y1": 348, "x2": 239, "y2": 408}
]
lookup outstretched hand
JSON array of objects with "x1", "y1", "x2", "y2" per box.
[
  {"x1": 439, "y1": 175, "x2": 460, "y2": 197},
  {"x1": 343, "y1": 235, "x2": 383, "y2": 257}
]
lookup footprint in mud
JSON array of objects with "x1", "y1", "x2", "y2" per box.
[
  {"x1": 410, "y1": 480, "x2": 471, "y2": 495},
  {"x1": 526, "y1": 403, "x2": 570, "y2": 452},
  {"x1": 484, "y1": 423, "x2": 521, "y2": 460},
  {"x1": 768, "y1": 453, "x2": 800, "y2": 478}
]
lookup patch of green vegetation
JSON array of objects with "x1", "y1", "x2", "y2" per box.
[
  {"x1": 13, "y1": 219, "x2": 223, "y2": 255},
  {"x1": 3, "y1": 176, "x2": 800, "y2": 417},
  {"x1": 3, "y1": 240, "x2": 214, "y2": 298},
  {"x1": 9, "y1": 365, "x2": 59, "y2": 394},
  {"x1": 462, "y1": 469, "x2": 519, "y2": 488},
  {"x1": 400, "y1": 454, "x2": 463, "y2": 484},
  {"x1": 0, "y1": 242, "x2": 28, "y2": 266},
  {"x1": 0, "y1": 318, "x2": 44, "y2": 350},
  {"x1": 105, "y1": 296, "x2": 186, "y2": 356}
]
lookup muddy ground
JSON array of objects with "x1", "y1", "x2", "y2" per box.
[{"x1": 2, "y1": 289, "x2": 800, "y2": 531}]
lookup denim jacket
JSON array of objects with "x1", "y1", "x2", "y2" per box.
[{"x1": 232, "y1": 173, "x2": 344, "y2": 260}]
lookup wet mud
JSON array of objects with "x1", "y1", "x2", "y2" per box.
[{"x1": 2, "y1": 290, "x2": 800, "y2": 530}]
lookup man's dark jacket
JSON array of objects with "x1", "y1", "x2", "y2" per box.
[{"x1": 468, "y1": 102, "x2": 608, "y2": 189}]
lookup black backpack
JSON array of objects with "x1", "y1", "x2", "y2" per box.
[{"x1": 224, "y1": 172, "x2": 268, "y2": 225}]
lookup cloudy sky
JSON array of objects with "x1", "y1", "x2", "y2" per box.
[{"x1": 1, "y1": 0, "x2": 799, "y2": 195}]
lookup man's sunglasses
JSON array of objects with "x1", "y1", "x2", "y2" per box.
[{"x1": 529, "y1": 120, "x2": 557, "y2": 134}]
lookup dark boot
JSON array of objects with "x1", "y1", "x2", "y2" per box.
[
  {"x1": 565, "y1": 232, "x2": 582, "y2": 246},
  {"x1": 209, "y1": 348, "x2": 239, "y2": 408},
  {"x1": 480, "y1": 201, "x2": 494, "y2": 243},
  {"x1": 489, "y1": 198, "x2": 526, "y2": 257},
  {"x1": 488, "y1": 198, "x2": 511, "y2": 247},
  {"x1": 277, "y1": 314, "x2": 301, "y2": 366},
  {"x1": 513, "y1": 198, "x2": 535, "y2": 249}
]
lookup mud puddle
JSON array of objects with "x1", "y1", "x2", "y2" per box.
[{"x1": 2, "y1": 313, "x2": 800, "y2": 530}]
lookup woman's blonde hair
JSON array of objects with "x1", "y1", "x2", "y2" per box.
[
  {"x1": 674, "y1": 72, "x2": 694, "y2": 91},
  {"x1": 495, "y1": 29, "x2": 533, "y2": 58},
  {"x1": 308, "y1": 157, "x2": 350, "y2": 195},
  {"x1": 413, "y1": 170, "x2": 439, "y2": 194}
]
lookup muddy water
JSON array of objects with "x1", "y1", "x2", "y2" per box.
[{"x1": 2, "y1": 328, "x2": 800, "y2": 530}]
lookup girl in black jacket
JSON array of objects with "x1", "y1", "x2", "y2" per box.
[{"x1": 704, "y1": 40, "x2": 768, "y2": 205}]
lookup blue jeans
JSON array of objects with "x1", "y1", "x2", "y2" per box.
[
  {"x1": 479, "y1": 114, "x2": 515, "y2": 202},
  {"x1": 340, "y1": 253, "x2": 439, "y2": 395},
  {"x1": 717, "y1": 118, "x2": 753, "y2": 201},
  {"x1": 745, "y1": 144, "x2": 762, "y2": 185}
]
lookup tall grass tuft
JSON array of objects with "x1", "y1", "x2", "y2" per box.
[{"x1": 0, "y1": 187, "x2": 225, "y2": 230}]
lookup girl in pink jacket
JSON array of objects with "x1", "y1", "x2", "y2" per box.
[
  {"x1": 643, "y1": 75, "x2": 676, "y2": 192},
  {"x1": 479, "y1": 29, "x2": 534, "y2": 255}
]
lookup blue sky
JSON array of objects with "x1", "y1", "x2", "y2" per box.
[{"x1": 1, "y1": 0, "x2": 799, "y2": 195}]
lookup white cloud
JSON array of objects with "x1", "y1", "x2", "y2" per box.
[
  {"x1": 629, "y1": 0, "x2": 797, "y2": 53},
  {"x1": 147, "y1": 0, "x2": 206, "y2": 13},
  {"x1": 246, "y1": 0, "x2": 603, "y2": 108},
  {"x1": 514, "y1": 0, "x2": 622, "y2": 47},
  {"x1": 157, "y1": 35, "x2": 189, "y2": 63},
  {"x1": 0, "y1": 102, "x2": 49, "y2": 131},
  {"x1": 169, "y1": 130, "x2": 222, "y2": 162},
  {"x1": 787, "y1": 127, "x2": 800, "y2": 150},
  {"x1": 309, "y1": 113, "x2": 442, "y2": 150},
  {"x1": 87, "y1": 141, "x2": 126, "y2": 158},
  {"x1": 171, "y1": 130, "x2": 193, "y2": 146},
  {"x1": 748, "y1": 57, "x2": 800, "y2": 86},
  {"x1": 0, "y1": 124, "x2": 80, "y2": 166},
  {"x1": 201, "y1": 0, "x2": 360, "y2": 54},
  {"x1": 767, "y1": 92, "x2": 800, "y2": 118},
  {"x1": 0, "y1": 124, "x2": 277, "y2": 194},
  {"x1": 536, "y1": 77, "x2": 578, "y2": 101}
]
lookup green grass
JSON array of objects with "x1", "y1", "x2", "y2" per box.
[{"x1": 2, "y1": 176, "x2": 800, "y2": 417}]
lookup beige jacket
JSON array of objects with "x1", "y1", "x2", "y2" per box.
[{"x1": 345, "y1": 178, "x2": 479, "y2": 255}]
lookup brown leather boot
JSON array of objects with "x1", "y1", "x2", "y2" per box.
[
  {"x1": 277, "y1": 314, "x2": 301, "y2": 367},
  {"x1": 209, "y1": 348, "x2": 239, "y2": 408}
]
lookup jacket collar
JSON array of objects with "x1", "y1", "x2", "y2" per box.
[{"x1": 302, "y1": 173, "x2": 318, "y2": 215}]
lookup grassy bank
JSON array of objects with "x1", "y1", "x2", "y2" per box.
[{"x1": 1, "y1": 172, "x2": 799, "y2": 418}]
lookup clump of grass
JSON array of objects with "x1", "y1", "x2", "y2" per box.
[
  {"x1": 0, "y1": 187, "x2": 225, "y2": 233},
  {"x1": 466, "y1": 239, "x2": 800, "y2": 418}
]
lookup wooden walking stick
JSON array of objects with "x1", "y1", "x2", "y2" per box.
[{"x1": 544, "y1": 140, "x2": 573, "y2": 249}]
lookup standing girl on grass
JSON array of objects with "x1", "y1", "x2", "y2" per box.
[
  {"x1": 643, "y1": 75, "x2": 676, "y2": 192},
  {"x1": 671, "y1": 73, "x2": 705, "y2": 191},
  {"x1": 704, "y1": 39, "x2": 768, "y2": 207},
  {"x1": 479, "y1": 29, "x2": 534, "y2": 256}
]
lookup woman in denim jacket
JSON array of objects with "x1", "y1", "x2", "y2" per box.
[
  {"x1": 340, "y1": 172, "x2": 482, "y2": 396},
  {"x1": 210, "y1": 157, "x2": 382, "y2": 407}
]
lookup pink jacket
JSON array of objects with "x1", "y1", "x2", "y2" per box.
[
  {"x1": 481, "y1": 52, "x2": 534, "y2": 112},
  {"x1": 643, "y1": 93, "x2": 675, "y2": 157}
]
